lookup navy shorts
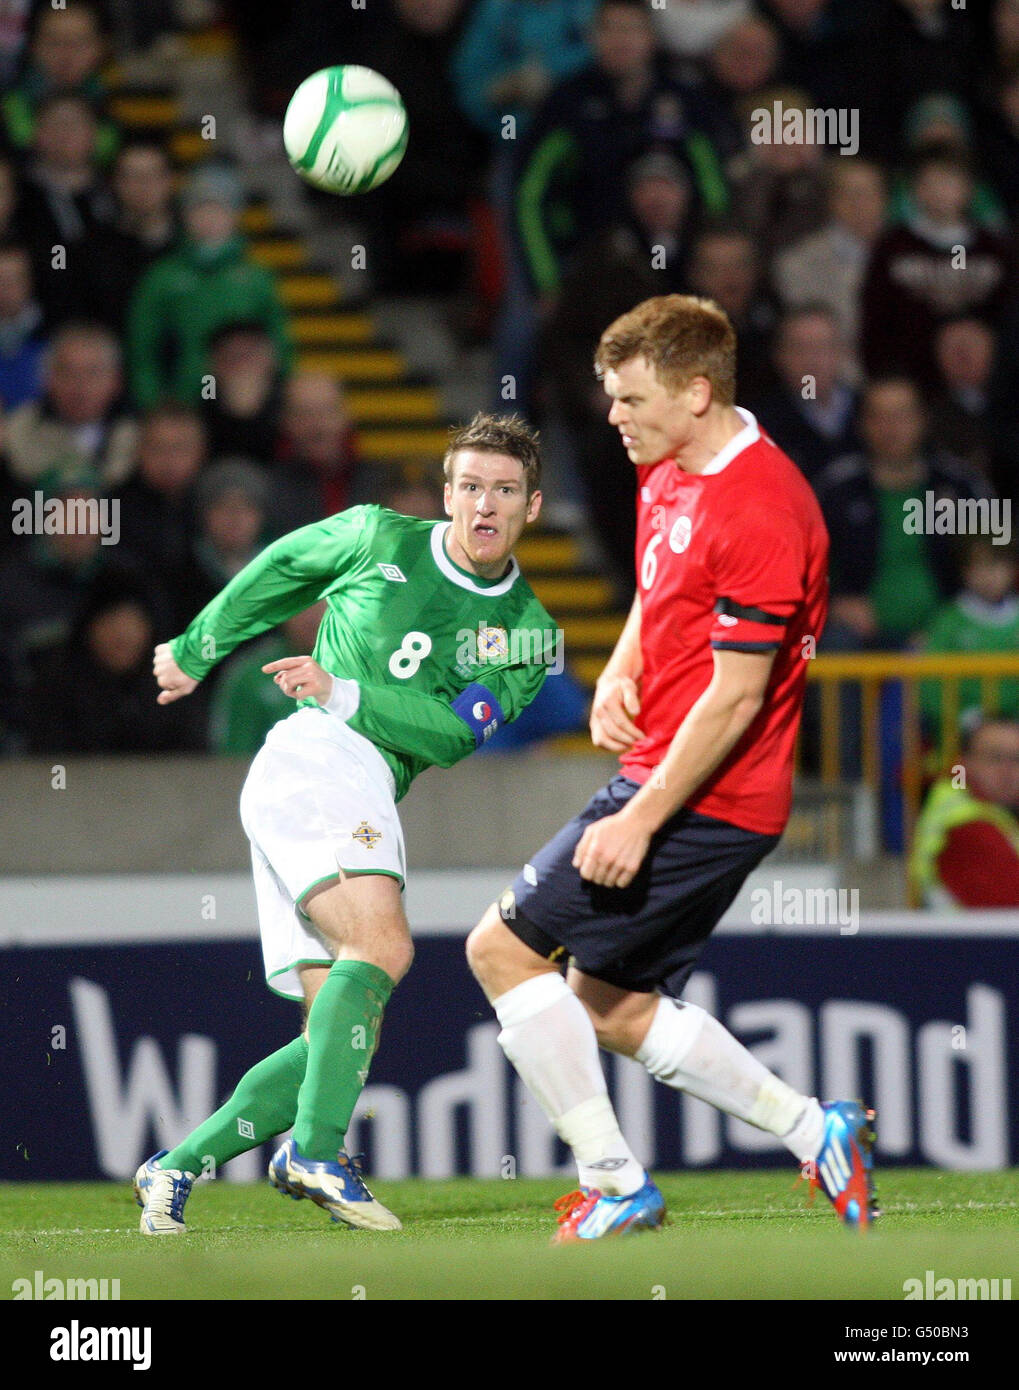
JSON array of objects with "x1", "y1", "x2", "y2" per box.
[{"x1": 499, "y1": 776, "x2": 780, "y2": 997}]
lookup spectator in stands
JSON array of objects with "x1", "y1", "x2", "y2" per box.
[
  {"x1": 759, "y1": 1, "x2": 880, "y2": 146},
  {"x1": 209, "y1": 601, "x2": 326, "y2": 755},
  {"x1": 4, "y1": 321, "x2": 136, "y2": 490},
  {"x1": 542, "y1": 150, "x2": 695, "y2": 586},
  {"x1": 514, "y1": 0, "x2": 729, "y2": 303},
  {"x1": 910, "y1": 714, "x2": 1019, "y2": 908},
  {"x1": 267, "y1": 373, "x2": 361, "y2": 534},
  {"x1": 177, "y1": 458, "x2": 270, "y2": 615},
  {"x1": 727, "y1": 87, "x2": 830, "y2": 259},
  {"x1": 929, "y1": 316, "x2": 996, "y2": 482},
  {"x1": 202, "y1": 320, "x2": 285, "y2": 464},
  {"x1": 861, "y1": 0, "x2": 979, "y2": 158},
  {"x1": 772, "y1": 157, "x2": 887, "y2": 375},
  {"x1": 815, "y1": 376, "x2": 993, "y2": 652},
  {"x1": 0, "y1": 463, "x2": 120, "y2": 735},
  {"x1": 987, "y1": 293, "x2": 1019, "y2": 500},
  {"x1": 653, "y1": 0, "x2": 752, "y2": 61},
  {"x1": 0, "y1": 243, "x2": 46, "y2": 409},
  {"x1": 893, "y1": 92, "x2": 1008, "y2": 232},
  {"x1": 16, "y1": 94, "x2": 115, "y2": 327},
  {"x1": 76, "y1": 139, "x2": 180, "y2": 332},
  {"x1": 992, "y1": 0, "x2": 1019, "y2": 77},
  {"x1": 0, "y1": 0, "x2": 32, "y2": 88},
  {"x1": 116, "y1": 402, "x2": 207, "y2": 579},
  {"x1": 861, "y1": 145, "x2": 1010, "y2": 390},
  {"x1": 685, "y1": 224, "x2": 777, "y2": 399},
  {"x1": 25, "y1": 569, "x2": 204, "y2": 754},
  {"x1": 452, "y1": 0, "x2": 595, "y2": 144},
  {"x1": 358, "y1": 0, "x2": 488, "y2": 299},
  {"x1": 920, "y1": 536, "x2": 1019, "y2": 740},
  {"x1": 700, "y1": 12, "x2": 782, "y2": 158},
  {"x1": 127, "y1": 161, "x2": 292, "y2": 410},
  {"x1": 380, "y1": 470, "x2": 445, "y2": 520},
  {"x1": 747, "y1": 305, "x2": 860, "y2": 483},
  {"x1": 1, "y1": 1, "x2": 119, "y2": 165},
  {"x1": 979, "y1": 64, "x2": 1019, "y2": 222},
  {"x1": 0, "y1": 157, "x2": 25, "y2": 241}
]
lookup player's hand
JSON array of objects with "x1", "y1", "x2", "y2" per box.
[
  {"x1": 262, "y1": 655, "x2": 333, "y2": 705},
  {"x1": 153, "y1": 643, "x2": 199, "y2": 705},
  {"x1": 572, "y1": 806, "x2": 652, "y2": 889},
  {"x1": 590, "y1": 674, "x2": 644, "y2": 752}
]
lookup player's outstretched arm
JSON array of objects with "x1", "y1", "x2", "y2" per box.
[
  {"x1": 590, "y1": 592, "x2": 644, "y2": 752},
  {"x1": 153, "y1": 643, "x2": 200, "y2": 704}
]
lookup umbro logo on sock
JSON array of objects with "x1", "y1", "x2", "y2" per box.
[{"x1": 587, "y1": 1158, "x2": 629, "y2": 1171}]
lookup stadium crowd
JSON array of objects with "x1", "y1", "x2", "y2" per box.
[{"x1": 0, "y1": 0, "x2": 1016, "y2": 789}]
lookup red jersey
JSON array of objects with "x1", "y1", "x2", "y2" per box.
[{"x1": 621, "y1": 409, "x2": 829, "y2": 835}]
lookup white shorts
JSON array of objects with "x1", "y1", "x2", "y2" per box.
[{"x1": 239, "y1": 706, "x2": 406, "y2": 1001}]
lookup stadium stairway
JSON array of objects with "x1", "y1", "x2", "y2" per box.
[{"x1": 105, "y1": 27, "x2": 627, "y2": 713}]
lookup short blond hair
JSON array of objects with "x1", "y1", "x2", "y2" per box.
[
  {"x1": 443, "y1": 411, "x2": 541, "y2": 498},
  {"x1": 594, "y1": 294, "x2": 737, "y2": 406}
]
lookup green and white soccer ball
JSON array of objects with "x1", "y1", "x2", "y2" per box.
[{"x1": 283, "y1": 65, "x2": 408, "y2": 195}]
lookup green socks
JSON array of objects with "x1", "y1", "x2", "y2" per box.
[
  {"x1": 160, "y1": 1035, "x2": 309, "y2": 1176},
  {"x1": 293, "y1": 959, "x2": 394, "y2": 1161}
]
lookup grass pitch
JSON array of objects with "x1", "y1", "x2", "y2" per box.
[{"x1": 1, "y1": 1170, "x2": 1017, "y2": 1302}]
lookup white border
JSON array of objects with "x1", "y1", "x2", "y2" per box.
[{"x1": 0, "y1": 872, "x2": 1016, "y2": 946}]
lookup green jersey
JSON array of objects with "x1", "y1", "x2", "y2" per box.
[{"x1": 171, "y1": 506, "x2": 560, "y2": 799}]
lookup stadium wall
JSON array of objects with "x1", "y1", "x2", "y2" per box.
[{"x1": 3, "y1": 874, "x2": 1016, "y2": 1180}]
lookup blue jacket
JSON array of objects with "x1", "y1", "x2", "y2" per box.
[{"x1": 452, "y1": 0, "x2": 595, "y2": 140}]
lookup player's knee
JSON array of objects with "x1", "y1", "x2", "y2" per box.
[
  {"x1": 383, "y1": 933, "x2": 415, "y2": 984},
  {"x1": 465, "y1": 907, "x2": 503, "y2": 986}
]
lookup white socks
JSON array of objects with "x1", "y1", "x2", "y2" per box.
[
  {"x1": 635, "y1": 998, "x2": 826, "y2": 1161},
  {"x1": 493, "y1": 973, "x2": 646, "y2": 1196}
]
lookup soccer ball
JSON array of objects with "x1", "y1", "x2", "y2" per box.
[{"x1": 283, "y1": 65, "x2": 408, "y2": 195}]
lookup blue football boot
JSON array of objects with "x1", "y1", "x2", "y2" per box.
[
  {"x1": 268, "y1": 1137, "x2": 402, "y2": 1230},
  {"x1": 803, "y1": 1101, "x2": 878, "y2": 1229},
  {"x1": 552, "y1": 1175, "x2": 666, "y2": 1242}
]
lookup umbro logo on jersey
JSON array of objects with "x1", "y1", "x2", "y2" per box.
[
  {"x1": 377, "y1": 563, "x2": 406, "y2": 582},
  {"x1": 717, "y1": 613, "x2": 739, "y2": 627}
]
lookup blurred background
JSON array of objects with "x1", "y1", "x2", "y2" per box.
[{"x1": 1, "y1": 0, "x2": 1017, "y2": 1180}]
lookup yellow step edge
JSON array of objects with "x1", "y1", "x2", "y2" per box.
[
  {"x1": 530, "y1": 577, "x2": 615, "y2": 611},
  {"x1": 249, "y1": 241, "x2": 308, "y2": 269},
  {"x1": 291, "y1": 315, "x2": 375, "y2": 344},
  {"x1": 513, "y1": 536, "x2": 581, "y2": 569},
  {"x1": 358, "y1": 427, "x2": 451, "y2": 458},
  {"x1": 281, "y1": 278, "x2": 343, "y2": 309},
  {"x1": 169, "y1": 130, "x2": 211, "y2": 163},
  {"x1": 346, "y1": 387, "x2": 441, "y2": 421},
  {"x1": 184, "y1": 29, "x2": 236, "y2": 56},
  {"x1": 109, "y1": 95, "x2": 180, "y2": 126},
  {"x1": 241, "y1": 206, "x2": 273, "y2": 234},
  {"x1": 544, "y1": 732, "x2": 599, "y2": 755},
  {"x1": 296, "y1": 350, "x2": 404, "y2": 379},
  {"x1": 559, "y1": 616, "x2": 626, "y2": 648},
  {"x1": 572, "y1": 655, "x2": 611, "y2": 687}
]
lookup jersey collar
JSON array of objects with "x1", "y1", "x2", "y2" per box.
[
  {"x1": 430, "y1": 521, "x2": 520, "y2": 596},
  {"x1": 700, "y1": 407, "x2": 760, "y2": 475}
]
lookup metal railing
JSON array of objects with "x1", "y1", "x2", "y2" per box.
[{"x1": 804, "y1": 653, "x2": 1019, "y2": 898}]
